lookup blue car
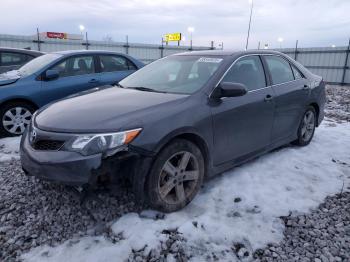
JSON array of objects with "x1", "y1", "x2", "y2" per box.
[{"x1": 0, "y1": 50, "x2": 144, "y2": 136}]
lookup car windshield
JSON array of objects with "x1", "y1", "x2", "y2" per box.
[
  {"x1": 119, "y1": 55, "x2": 224, "y2": 94},
  {"x1": 19, "y1": 53, "x2": 62, "y2": 77}
]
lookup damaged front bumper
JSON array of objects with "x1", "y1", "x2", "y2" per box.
[{"x1": 20, "y1": 128, "x2": 153, "y2": 189}]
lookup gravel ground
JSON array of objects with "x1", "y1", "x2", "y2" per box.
[
  {"x1": 0, "y1": 84, "x2": 349, "y2": 262},
  {"x1": 254, "y1": 192, "x2": 350, "y2": 262},
  {"x1": 325, "y1": 85, "x2": 350, "y2": 122},
  {"x1": 0, "y1": 161, "x2": 139, "y2": 261},
  {"x1": 253, "y1": 84, "x2": 350, "y2": 262}
]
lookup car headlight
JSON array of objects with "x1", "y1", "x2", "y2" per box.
[{"x1": 65, "y1": 128, "x2": 142, "y2": 156}]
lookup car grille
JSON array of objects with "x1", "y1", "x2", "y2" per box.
[{"x1": 32, "y1": 140, "x2": 65, "y2": 151}]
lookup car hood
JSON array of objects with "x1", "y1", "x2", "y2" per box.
[
  {"x1": 35, "y1": 87, "x2": 188, "y2": 133},
  {"x1": 0, "y1": 70, "x2": 21, "y2": 86}
]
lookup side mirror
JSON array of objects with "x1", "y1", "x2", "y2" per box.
[
  {"x1": 211, "y1": 82, "x2": 247, "y2": 99},
  {"x1": 45, "y1": 69, "x2": 59, "y2": 80}
]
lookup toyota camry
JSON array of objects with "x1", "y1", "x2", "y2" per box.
[{"x1": 20, "y1": 50, "x2": 325, "y2": 212}]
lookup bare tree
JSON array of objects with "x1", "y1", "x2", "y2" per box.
[{"x1": 103, "y1": 34, "x2": 113, "y2": 42}]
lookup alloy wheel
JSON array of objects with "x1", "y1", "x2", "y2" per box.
[
  {"x1": 158, "y1": 151, "x2": 200, "y2": 205},
  {"x1": 2, "y1": 107, "x2": 32, "y2": 135},
  {"x1": 301, "y1": 110, "x2": 315, "y2": 142}
]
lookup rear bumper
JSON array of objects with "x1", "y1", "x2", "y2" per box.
[{"x1": 20, "y1": 129, "x2": 152, "y2": 187}]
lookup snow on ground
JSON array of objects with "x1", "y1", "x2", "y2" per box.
[
  {"x1": 19, "y1": 120, "x2": 350, "y2": 262},
  {"x1": 0, "y1": 136, "x2": 21, "y2": 162}
]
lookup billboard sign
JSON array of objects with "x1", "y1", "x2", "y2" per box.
[
  {"x1": 46, "y1": 32, "x2": 67, "y2": 39},
  {"x1": 164, "y1": 33, "x2": 182, "y2": 42}
]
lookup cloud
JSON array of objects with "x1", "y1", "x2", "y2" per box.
[{"x1": 0, "y1": 0, "x2": 349, "y2": 48}]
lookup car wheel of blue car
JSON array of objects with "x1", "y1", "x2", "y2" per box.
[{"x1": 0, "y1": 102, "x2": 35, "y2": 137}]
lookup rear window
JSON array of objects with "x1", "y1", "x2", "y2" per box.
[
  {"x1": 0, "y1": 52, "x2": 32, "y2": 66},
  {"x1": 222, "y1": 55, "x2": 266, "y2": 91},
  {"x1": 264, "y1": 56, "x2": 294, "y2": 85},
  {"x1": 99, "y1": 55, "x2": 136, "y2": 72},
  {"x1": 291, "y1": 64, "x2": 303, "y2": 80}
]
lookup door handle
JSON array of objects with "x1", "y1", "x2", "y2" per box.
[
  {"x1": 264, "y1": 94, "x2": 273, "y2": 102},
  {"x1": 88, "y1": 79, "x2": 99, "y2": 83}
]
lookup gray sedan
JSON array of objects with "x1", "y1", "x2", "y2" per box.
[{"x1": 20, "y1": 50, "x2": 326, "y2": 212}]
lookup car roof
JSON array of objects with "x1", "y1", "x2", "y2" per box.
[
  {"x1": 0, "y1": 47, "x2": 44, "y2": 56},
  {"x1": 53, "y1": 50, "x2": 128, "y2": 56},
  {"x1": 174, "y1": 49, "x2": 285, "y2": 57}
]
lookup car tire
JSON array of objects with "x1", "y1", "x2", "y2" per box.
[
  {"x1": 293, "y1": 106, "x2": 317, "y2": 146},
  {"x1": 146, "y1": 139, "x2": 205, "y2": 213},
  {"x1": 0, "y1": 102, "x2": 35, "y2": 137}
]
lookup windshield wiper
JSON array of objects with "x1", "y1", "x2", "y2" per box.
[{"x1": 129, "y1": 86, "x2": 166, "y2": 93}]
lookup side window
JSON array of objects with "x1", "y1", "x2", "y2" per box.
[
  {"x1": 1, "y1": 52, "x2": 28, "y2": 66},
  {"x1": 99, "y1": 55, "x2": 136, "y2": 72},
  {"x1": 291, "y1": 64, "x2": 303, "y2": 80},
  {"x1": 264, "y1": 56, "x2": 294, "y2": 85},
  {"x1": 51, "y1": 56, "x2": 95, "y2": 77},
  {"x1": 222, "y1": 56, "x2": 266, "y2": 91}
]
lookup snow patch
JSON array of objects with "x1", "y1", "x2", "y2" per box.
[
  {"x1": 0, "y1": 136, "x2": 21, "y2": 162},
  {"x1": 19, "y1": 121, "x2": 350, "y2": 261}
]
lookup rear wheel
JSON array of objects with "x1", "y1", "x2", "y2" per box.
[
  {"x1": 146, "y1": 139, "x2": 204, "y2": 212},
  {"x1": 293, "y1": 106, "x2": 316, "y2": 146},
  {"x1": 0, "y1": 102, "x2": 35, "y2": 137}
]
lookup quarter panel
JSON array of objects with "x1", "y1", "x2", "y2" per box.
[{"x1": 270, "y1": 79, "x2": 309, "y2": 142}]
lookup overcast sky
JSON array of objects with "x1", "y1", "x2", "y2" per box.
[{"x1": 0, "y1": 0, "x2": 349, "y2": 49}]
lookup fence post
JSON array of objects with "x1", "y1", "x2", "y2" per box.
[
  {"x1": 294, "y1": 40, "x2": 299, "y2": 61},
  {"x1": 124, "y1": 35, "x2": 130, "y2": 54},
  {"x1": 159, "y1": 38, "x2": 164, "y2": 58},
  {"x1": 85, "y1": 32, "x2": 89, "y2": 50},
  {"x1": 36, "y1": 28, "x2": 40, "y2": 51},
  {"x1": 341, "y1": 38, "x2": 350, "y2": 85},
  {"x1": 210, "y1": 41, "x2": 214, "y2": 50},
  {"x1": 32, "y1": 27, "x2": 44, "y2": 51}
]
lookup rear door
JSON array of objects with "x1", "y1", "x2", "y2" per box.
[
  {"x1": 40, "y1": 55, "x2": 101, "y2": 103},
  {"x1": 97, "y1": 54, "x2": 137, "y2": 85},
  {"x1": 211, "y1": 55, "x2": 275, "y2": 165},
  {"x1": 262, "y1": 55, "x2": 308, "y2": 143}
]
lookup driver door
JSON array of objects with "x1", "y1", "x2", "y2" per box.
[
  {"x1": 210, "y1": 55, "x2": 275, "y2": 165},
  {"x1": 40, "y1": 55, "x2": 101, "y2": 104}
]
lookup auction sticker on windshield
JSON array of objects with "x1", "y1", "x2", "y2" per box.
[{"x1": 198, "y1": 57, "x2": 223, "y2": 63}]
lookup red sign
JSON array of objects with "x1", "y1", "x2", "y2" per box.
[{"x1": 46, "y1": 32, "x2": 67, "y2": 39}]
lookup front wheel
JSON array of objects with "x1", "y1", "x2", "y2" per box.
[
  {"x1": 0, "y1": 102, "x2": 35, "y2": 137},
  {"x1": 293, "y1": 106, "x2": 316, "y2": 146},
  {"x1": 146, "y1": 139, "x2": 205, "y2": 212}
]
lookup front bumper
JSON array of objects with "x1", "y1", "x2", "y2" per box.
[{"x1": 20, "y1": 129, "x2": 152, "y2": 187}]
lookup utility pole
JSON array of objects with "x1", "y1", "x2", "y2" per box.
[{"x1": 245, "y1": 0, "x2": 253, "y2": 50}]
